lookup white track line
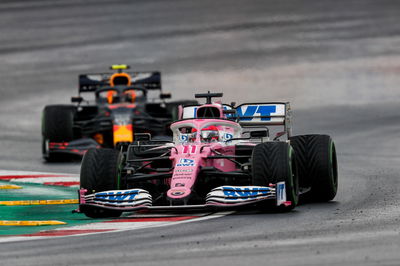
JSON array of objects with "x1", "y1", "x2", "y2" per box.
[
  {"x1": 11, "y1": 177, "x2": 79, "y2": 184},
  {"x1": 0, "y1": 212, "x2": 232, "y2": 243},
  {"x1": 0, "y1": 169, "x2": 79, "y2": 187},
  {"x1": 0, "y1": 169, "x2": 232, "y2": 242},
  {"x1": 0, "y1": 170, "x2": 78, "y2": 176}
]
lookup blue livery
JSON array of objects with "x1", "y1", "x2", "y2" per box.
[
  {"x1": 277, "y1": 182, "x2": 285, "y2": 201},
  {"x1": 236, "y1": 105, "x2": 277, "y2": 121},
  {"x1": 95, "y1": 190, "x2": 139, "y2": 202},
  {"x1": 176, "y1": 158, "x2": 196, "y2": 167},
  {"x1": 222, "y1": 186, "x2": 273, "y2": 200}
]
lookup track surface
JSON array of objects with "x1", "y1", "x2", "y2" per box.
[{"x1": 1, "y1": 0, "x2": 400, "y2": 265}]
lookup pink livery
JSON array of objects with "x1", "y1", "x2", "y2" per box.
[{"x1": 76, "y1": 92, "x2": 338, "y2": 218}]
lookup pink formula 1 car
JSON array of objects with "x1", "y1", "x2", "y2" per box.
[{"x1": 76, "y1": 92, "x2": 338, "y2": 218}]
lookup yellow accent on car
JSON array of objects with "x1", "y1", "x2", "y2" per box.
[
  {"x1": 113, "y1": 125, "x2": 133, "y2": 145},
  {"x1": 0, "y1": 199, "x2": 79, "y2": 206},
  {"x1": 0, "y1": 220, "x2": 66, "y2": 226},
  {"x1": 111, "y1": 64, "x2": 129, "y2": 70},
  {"x1": 0, "y1": 185, "x2": 22, "y2": 189}
]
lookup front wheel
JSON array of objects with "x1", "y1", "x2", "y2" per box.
[
  {"x1": 42, "y1": 105, "x2": 75, "y2": 161},
  {"x1": 252, "y1": 142, "x2": 299, "y2": 211},
  {"x1": 80, "y1": 148, "x2": 124, "y2": 218},
  {"x1": 289, "y1": 134, "x2": 338, "y2": 202}
]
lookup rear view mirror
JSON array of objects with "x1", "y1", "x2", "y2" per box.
[
  {"x1": 160, "y1": 93, "x2": 171, "y2": 99},
  {"x1": 250, "y1": 130, "x2": 268, "y2": 138},
  {"x1": 223, "y1": 109, "x2": 236, "y2": 115},
  {"x1": 71, "y1": 96, "x2": 83, "y2": 103},
  {"x1": 134, "y1": 133, "x2": 151, "y2": 141}
]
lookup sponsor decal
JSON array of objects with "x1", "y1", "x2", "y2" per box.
[
  {"x1": 183, "y1": 104, "x2": 231, "y2": 118},
  {"x1": 179, "y1": 134, "x2": 189, "y2": 142},
  {"x1": 222, "y1": 105, "x2": 235, "y2": 118},
  {"x1": 277, "y1": 183, "x2": 285, "y2": 201},
  {"x1": 175, "y1": 169, "x2": 193, "y2": 173},
  {"x1": 176, "y1": 158, "x2": 195, "y2": 167},
  {"x1": 236, "y1": 105, "x2": 277, "y2": 121},
  {"x1": 171, "y1": 190, "x2": 186, "y2": 196},
  {"x1": 222, "y1": 186, "x2": 271, "y2": 200},
  {"x1": 173, "y1": 173, "x2": 188, "y2": 176},
  {"x1": 172, "y1": 176, "x2": 192, "y2": 180},
  {"x1": 276, "y1": 181, "x2": 287, "y2": 206},
  {"x1": 173, "y1": 172, "x2": 193, "y2": 177},
  {"x1": 95, "y1": 190, "x2": 139, "y2": 202},
  {"x1": 223, "y1": 133, "x2": 233, "y2": 140}
]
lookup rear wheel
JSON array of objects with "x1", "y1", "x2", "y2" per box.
[
  {"x1": 80, "y1": 148, "x2": 124, "y2": 218},
  {"x1": 289, "y1": 134, "x2": 338, "y2": 202},
  {"x1": 252, "y1": 142, "x2": 299, "y2": 211},
  {"x1": 42, "y1": 105, "x2": 75, "y2": 161}
]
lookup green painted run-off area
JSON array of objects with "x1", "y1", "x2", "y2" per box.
[{"x1": 0, "y1": 181, "x2": 104, "y2": 236}]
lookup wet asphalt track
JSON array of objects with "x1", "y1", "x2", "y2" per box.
[{"x1": 1, "y1": 0, "x2": 400, "y2": 265}]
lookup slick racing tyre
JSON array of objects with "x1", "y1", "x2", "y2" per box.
[
  {"x1": 289, "y1": 134, "x2": 338, "y2": 202},
  {"x1": 252, "y1": 142, "x2": 299, "y2": 211},
  {"x1": 42, "y1": 105, "x2": 75, "y2": 161},
  {"x1": 80, "y1": 148, "x2": 124, "y2": 218}
]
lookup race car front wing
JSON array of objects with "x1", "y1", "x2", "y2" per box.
[{"x1": 75, "y1": 182, "x2": 290, "y2": 213}]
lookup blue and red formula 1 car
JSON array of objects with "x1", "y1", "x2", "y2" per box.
[
  {"x1": 75, "y1": 92, "x2": 338, "y2": 218},
  {"x1": 41, "y1": 65, "x2": 196, "y2": 161}
]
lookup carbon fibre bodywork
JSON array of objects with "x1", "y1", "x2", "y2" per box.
[{"x1": 42, "y1": 67, "x2": 196, "y2": 161}]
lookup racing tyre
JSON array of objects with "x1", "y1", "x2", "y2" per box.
[
  {"x1": 42, "y1": 105, "x2": 75, "y2": 161},
  {"x1": 289, "y1": 134, "x2": 338, "y2": 202},
  {"x1": 80, "y1": 148, "x2": 124, "y2": 218},
  {"x1": 252, "y1": 142, "x2": 299, "y2": 211}
]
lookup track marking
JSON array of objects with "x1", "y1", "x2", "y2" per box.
[
  {"x1": 105, "y1": 216, "x2": 199, "y2": 222},
  {"x1": 0, "y1": 175, "x2": 71, "y2": 180},
  {"x1": 0, "y1": 220, "x2": 66, "y2": 226},
  {"x1": 43, "y1": 181, "x2": 79, "y2": 187},
  {"x1": 0, "y1": 170, "x2": 79, "y2": 187},
  {"x1": 11, "y1": 177, "x2": 79, "y2": 187},
  {"x1": 21, "y1": 229, "x2": 113, "y2": 236},
  {"x1": 0, "y1": 185, "x2": 22, "y2": 189},
  {"x1": 0, "y1": 170, "x2": 76, "y2": 177},
  {"x1": 0, "y1": 199, "x2": 78, "y2": 206},
  {"x1": 0, "y1": 212, "x2": 233, "y2": 243},
  {"x1": 0, "y1": 170, "x2": 233, "y2": 243}
]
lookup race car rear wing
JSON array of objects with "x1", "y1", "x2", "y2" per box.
[
  {"x1": 181, "y1": 104, "x2": 233, "y2": 119},
  {"x1": 235, "y1": 102, "x2": 292, "y2": 138},
  {"x1": 180, "y1": 102, "x2": 292, "y2": 138},
  {"x1": 78, "y1": 71, "x2": 161, "y2": 93}
]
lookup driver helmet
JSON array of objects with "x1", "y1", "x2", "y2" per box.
[
  {"x1": 124, "y1": 89, "x2": 137, "y2": 103},
  {"x1": 201, "y1": 125, "x2": 219, "y2": 141},
  {"x1": 191, "y1": 125, "x2": 219, "y2": 142},
  {"x1": 106, "y1": 90, "x2": 117, "y2": 104}
]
